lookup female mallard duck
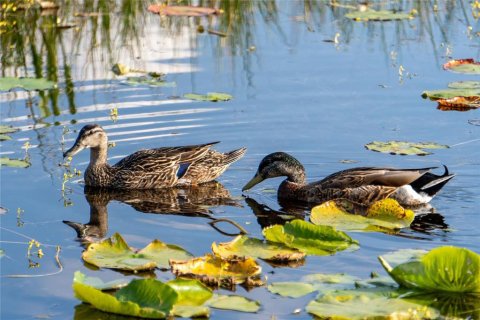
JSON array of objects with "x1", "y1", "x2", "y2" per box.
[
  {"x1": 242, "y1": 152, "x2": 454, "y2": 206},
  {"x1": 63, "y1": 124, "x2": 246, "y2": 189}
]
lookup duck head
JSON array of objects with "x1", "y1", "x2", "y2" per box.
[
  {"x1": 63, "y1": 124, "x2": 108, "y2": 158},
  {"x1": 242, "y1": 152, "x2": 306, "y2": 191}
]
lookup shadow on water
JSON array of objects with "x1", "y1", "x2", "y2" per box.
[{"x1": 63, "y1": 182, "x2": 242, "y2": 242}]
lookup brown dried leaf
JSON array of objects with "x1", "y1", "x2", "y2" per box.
[
  {"x1": 170, "y1": 254, "x2": 262, "y2": 288},
  {"x1": 437, "y1": 96, "x2": 480, "y2": 111}
]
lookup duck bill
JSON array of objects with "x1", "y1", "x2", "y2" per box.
[
  {"x1": 242, "y1": 174, "x2": 264, "y2": 191},
  {"x1": 63, "y1": 142, "x2": 84, "y2": 158}
]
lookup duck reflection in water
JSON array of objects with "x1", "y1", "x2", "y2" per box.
[
  {"x1": 245, "y1": 195, "x2": 449, "y2": 238},
  {"x1": 63, "y1": 182, "x2": 241, "y2": 242}
]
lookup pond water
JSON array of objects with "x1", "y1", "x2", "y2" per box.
[{"x1": 1, "y1": 1, "x2": 480, "y2": 319}]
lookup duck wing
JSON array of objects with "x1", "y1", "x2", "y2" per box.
[
  {"x1": 113, "y1": 142, "x2": 219, "y2": 170},
  {"x1": 110, "y1": 142, "x2": 219, "y2": 188},
  {"x1": 313, "y1": 167, "x2": 437, "y2": 189}
]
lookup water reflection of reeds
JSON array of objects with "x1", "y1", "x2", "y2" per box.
[{"x1": 1, "y1": 0, "x2": 474, "y2": 123}]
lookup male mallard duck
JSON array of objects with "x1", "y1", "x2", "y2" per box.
[
  {"x1": 63, "y1": 124, "x2": 246, "y2": 189},
  {"x1": 242, "y1": 152, "x2": 454, "y2": 206}
]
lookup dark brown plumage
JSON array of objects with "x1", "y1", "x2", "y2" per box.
[
  {"x1": 63, "y1": 124, "x2": 246, "y2": 189},
  {"x1": 242, "y1": 152, "x2": 454, "y2": 206}
]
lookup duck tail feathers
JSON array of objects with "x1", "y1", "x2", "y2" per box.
[
  {"x1": 410, "y1": 165, "x2": 455, "y2": 197},
  {"x1": 224, "y1": 147, "x2": 247, "y2": 165}
]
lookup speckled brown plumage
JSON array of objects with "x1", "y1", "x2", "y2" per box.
[
  {"x1": 64, "y1": 124, "x2": 246, "y2": 189},
  {"x1": 243, "y1": 152, "x2": 454, "y2": 207}
]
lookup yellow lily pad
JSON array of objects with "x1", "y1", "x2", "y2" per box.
[
  {"x1": 82, "y1": 233, "x2": 192, "y2": 272},
  {"x1": 310, "y1": 199, "x2": 414, "y2": 231},
  {"x1": 212, "y1": 235, "x2": 305, "y2": 262},
  {"x1": 170, "y1": 254, "x2": 262, "y2": 287}
]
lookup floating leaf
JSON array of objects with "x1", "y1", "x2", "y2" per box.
[
  {"x1": 0, "y1": 125, "x2": 19, "y2": 134},
  {"x1": 267, "y1": 282, "x2": 315, "y2": 298},
  {"x1": 73, "y1": 271, "x2": 129, "y2": 290},
  {"x1": 401, "y1": 291, "x2": 480, "y2": 320},
  {"x1": 0, "y1": 135, "x2": 12, "y2": 141},
  {"x1": 111, "y1": 63, "x2": 130, "y2": 75},
  {"x1": 148, "y1": 5, "x2": 220, "y2": 17},
  {"x1": 364, "y1": 140, "x2": 449, "y2": 156},
  {"x1": 184, "y1": 92, "x2": 232, "y2": 102},
  {"x1": 207, "y1": 294, "x2": 260, "y2": 313},
  {"x1": 82, "y1": 233, "x2": 192, "y2": 271},
  {"x1": 345, "y1": 10, "x2": 412, "y2": 21},
  {"x1": 171, "y1": 305, "x2": 210, "y2": 318},
  {"x1": 311, "y1": 199, "x2": 414, "y2": 231},
  {"x1": 167, "y1": 278, "x2": 212, "y2": 306},
  {"x1": 443, "y1": 59, "x2": 480, "y2": 74},
  {"x1": 422, "y1": 88, "x2": 480, "y2": 100},
  {"x1": 170, "y1": 254, "x2": 262, "y2": 287},
  {"x1": 0, "y1": 157, "x2": 31, "y2": 168},
  {"x1": 448, "y1": 81, "x2": 480, "y2": 89},
  {"x1": 379, "y1": 246, "x2": 480, "y2": 293},
  {"x1": 73, "y1": 277, "x2": 177, "y2": 318},
  {"x1": 437, "y1": 96, "x2": 480, "y2": 110},
  {"x1": 263, "y1": 219, "x2": 358, "y2": 255},
  {"x1": 0, "y1": 77, "x2": 56, "y2": 91},
  {"x1": 306, "y1": 288, "x2": 439, "y2": 319},
  {"x1": 212, "y1": 235, "x2": 305, "y2": 262},
  {"x1": 124, "y1": 76, "x2": 176, "y2": 88}
]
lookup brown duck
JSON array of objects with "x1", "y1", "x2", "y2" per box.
[
  {"x1": 242, "y1": 152, "x2": 454, "y2": 206},
  {"x1": 63, "y1": 124, "x2": 246, "y2": 189}
]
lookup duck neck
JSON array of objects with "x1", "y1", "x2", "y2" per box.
[
  {"x1": 285, "y1": 167, "x2": 306, "y2": 185},
  {"x1": 90, "y1": 145, "x2": 108, "y2": 166}
]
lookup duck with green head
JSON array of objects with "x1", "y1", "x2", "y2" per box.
[{"x1": 242, "y1": 152, "x2": 454, "y2": 207}]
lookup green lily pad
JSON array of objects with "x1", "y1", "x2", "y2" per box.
[
  {"x1": 448, "y1": 81, "x2": 480, "y2": 89},
  {"x1": 184, "y1": 92, "x2": 232, "y2": 102},
  {"x1": 167, "y1": 278, "x2": 212, "y2": 306},
  {"x1": 82, "y1": 233, "x2": 192, "y2": 271},
  {"x1": 207, "y1": 294, "x2": 260, "y2": 313},
  {"x1": 212, "y1": 235, "x2": 305, "y2": 262},
  {"x1": 0, "y1": 135, "x2": 12, "y2": 141},
  {"x1": 73, "y1": 277, "x2": 178, "y2": 318},
  {"x1": 345, "y1": 9, "x2": 412, "y2": 21},
  {"x1": 0, "y1": 77, "x2": 56, "y2": 91},
  {"x1": 443, "y1": 59, "x2": 480, "y2": 74},
  {"x1": 0, "y1": 157, "x2": 31, "y2": 168},
  {"x1": 306, "y1": 288, "x2": 439, "y2": 319},
  {"x1": 267, "y1": 282, "x2": 315, "y2": 298},
  {"x1": 73, "y1": 271, "x2": 130, "y2": 290},
  {"x1": 311, "y1": 199, "x2": 414, "y2": 231},
  {"x1": 171, "y1": 305, "x2": 210, "y2": 318},
  {"x1": 124, "y1": 76, "x2": 176, "y2": 87},
  {"x1": 379, "y1": 246, "x2": 480, "y2": 293},
  {"x1": 422, "y1": 88, "x2": 480, "y2": 100},
  {"x1": 263, "y1": 219, "x2": 358, "y2": 255},
  {"x1": 0, "y1": 125, "x2": 19, "y2": 134},
  {"x1": 364, "y1": 140, "x2": 449, "y2": 156}
]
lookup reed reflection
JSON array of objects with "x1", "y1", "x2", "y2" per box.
[{"x1": 63, "y1": 182, "x2": 241, "y2": 242}]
